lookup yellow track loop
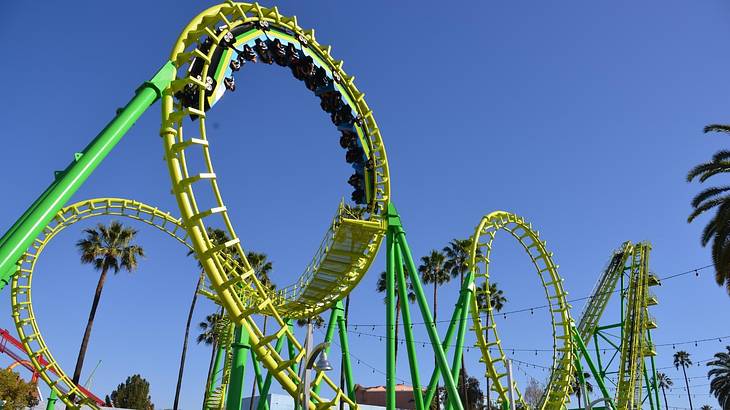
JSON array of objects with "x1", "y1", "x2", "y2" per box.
[
  {"x1": 10, "y1": 198, "x2": 198, "y2": 409},
  {"x1": 161, "y1": 3, "x2": 389, "y2": 407},
  {"x1": 468, "y1": 211, "x2": 574, "y2": 410}
]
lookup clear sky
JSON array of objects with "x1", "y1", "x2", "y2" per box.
[{"x1": 1, "y1": 1, "x2": 730, "y2": 409}]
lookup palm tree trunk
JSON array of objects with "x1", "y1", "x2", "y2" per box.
[
  {"x1": 577, "y1": 392, "x2": 581, "y2": 409},
  {"x1": 173, "y1": 274, "x2": 203, "y2": 410},
  {"x1": 682, "y1": 364, "x2": 693, "y2": 409},
  {"x1": 67, "y1": 265, "x2": 109, "y2": 409},
  {"x1": 433, "y1": 281, "x2": 439, "y2": 410},
  {"x1": 485, "y1": 314, "x2": 490, "y2": 410},
  {"x1": 661, "y1": 386, "x2": 668, "y2": 410}
]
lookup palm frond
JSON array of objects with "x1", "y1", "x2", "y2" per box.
[
  {"x1": 692, "y1": 186, "x2": 730, "y2": 208},
  {"x1": 688, "y1": 197, "x2": 730, "y2": 223},
  {"x1": 687, "y1": 161, "x2": 730, "y2": 182},
  {"x1": 704, "y1": 124, "x2": 730, "y2": 134}
]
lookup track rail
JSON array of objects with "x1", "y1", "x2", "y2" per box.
[
  {"x1": 468, "y1": 211, "x2": 574, "y2": 409},
  {"x1": 10, "y1": 198, "x2": 194, "y2": 408},
  {"x1": 160, "y1": 3, "x2": 390, "y2": 408}
]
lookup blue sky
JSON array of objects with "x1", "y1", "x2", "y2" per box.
[{"x1": 1, "y1": 1, "x2": 730, "y2": 409}]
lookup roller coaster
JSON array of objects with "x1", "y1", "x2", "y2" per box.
[{"x1": 0, "y1": 3, "x2": 662, "y2": 410}]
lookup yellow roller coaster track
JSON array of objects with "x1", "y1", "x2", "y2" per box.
[
  {"x1": 468, "y1": 211, "x2": 574, "y2": 410},
  {"x1": 160, "y1": 2, "x2": 389, "y2": 408},
  {"x1": 10, "y1": 198, "x2": 200, "y2": 408},
  {"x1": 615, "y1": 242, "x2": 657, "y2": 409}
]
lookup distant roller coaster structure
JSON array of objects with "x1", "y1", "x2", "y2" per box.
[{"x1": 0, "y1": 3, "x2": 661, "y2": 410}]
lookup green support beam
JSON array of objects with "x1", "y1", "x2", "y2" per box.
[
  {"x1": 0, "y1": 62, "x2": 176, "y2": 288},
  {"x1": 46, "y1": 389, "x2": 58, "y2": 410},
  {"x1": 394, "y1": 245, "x2": 424, "y2": 410},
  {"x1": 573, "y1": 329, "x2": 613, "y2": 408},
  {"x1": 226, "y1": 325, "x2": 251, "y2": 410},
  {"x1": 256, "y1": 323, "x2": 289, "y2": 410},
  {"x1": 424, "y1": 280, "x2": 468, "y2": 408},
  {"x1": 334, "y1": 302, "x2": 356, "y2": 401},
  {"x1": 385, "y1": 229, "x2": 397, "y2": 409},
  {"x1": 446, "y1": 271, "x2": 474, "y2": 410},
  {"x1": 387, "y1": 203, "x2": 463, "y2": 410}
]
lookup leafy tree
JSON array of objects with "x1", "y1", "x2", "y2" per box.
[
  {"x1": 70, "y1": 221, "x2": 144, "y2": 406},
  {"x1": 687, "y1": 124, "x2": 730, "y2": 295},
  {"x1": 476, "y1": 281, "x2": 507, "y2": 407},
  {"x1": 419, "y1": 249, "x2": 449, "y2": 410},
  {"x1": 523, "y1": 378, "x2": 544, "y2": 408},
  {"x1": 569, "y1": 371, "x2": 593, "y2": 408},
  {"x1": 442, "y1": 368, "x2": 484, "y2": 409},
  {"x1": 674, "y1": 350, "x2": 694, "y2": 410},
  {"x1": 707, "y1": 345, "x2": 730, "y2": 410},
  {"x1": 108, "y1": 374, "x2": 154, "y2": 410},
  {"x1": 0, "y1": 368, "x2": 38, "y2": 410},
  {"x1": 375, "y1": 266, "x2": 416, "y2": 361},
  {"x1": 656, "y1": 372, "x2": 673, "y2": 410}
]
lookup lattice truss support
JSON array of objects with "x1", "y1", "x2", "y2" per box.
[{"x1": 571, "y1": 242, "x2": 661, "y2": 410}]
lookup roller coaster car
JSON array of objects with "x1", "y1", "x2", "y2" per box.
[
  {"x1": 305, "y1": 67, "x2": 329, "y2": 91},
  {"x1": 223, "y1": 77, "x2": 236, "y2": 91},
  {"x1": 220, "y1": 30, "x2": 236, "y2": 48},
  {"x1": 339, "y1": 130, "x2": 358, "y2": 149},
  {"x1": 345, "y1": 146, "x2": 365, "y2": 164},
  {"x1": 331, "y1": 105, "x2": 354, "y2": 126},
  {"x1": 319, "y1": 89, "x2": 343, "y2": 113},
  {"x1": 271, "y1": 39, "x2": 288, "y2": 66},
  {"x1": 254, "y1": 39, "x2": 273, "y2": 64},
  {"x1": 351, "y1": 188, "x2": 365, "y2": 204},
  {"x1": 292, "y1": 56, "x2": 315, "y2": 81},
  {"x1": 242, "y1": 44, "x2": 257, "y2": 62},
  {"x1": 348, "y1": 173, "x2": 364, "y2": 189},
  {"x1": 286, "y1": 43, "x2": 300, "y2": 67},
  {"x1": 229, "y1": 57, "x2": 243, "y2": 72}
]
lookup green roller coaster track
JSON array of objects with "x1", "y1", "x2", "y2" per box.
[{"x1": 0, "y1": 2, "x2": 662, "y2": 410}]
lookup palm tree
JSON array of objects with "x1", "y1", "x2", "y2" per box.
[
  {"x1": 475, "y1": 282, "x2": 507, "y2": 408},
  {"x1": 198, "y1": 311, "x2": 225, "y2": 397},
  {"x1": 700, "y1": 405, "x2": 713, "y2": 410},
  {"x1": 674, "y1": 350, "x2": 694, "y2": 409},
  {"x1": 419, "y1": 250, "x2": 449, "y2": 410},
  {"x1": 442, "y1": 368, "x2": 484, "y2": 409},
  {"x1": 443, "y1": 238, "x2": 481, "y2": 284},
  {"x1": 569, "y1": 371, "x2": 593, "y2": 409},
  {"x1": 656, "y1": 372, "x2": 673, "y2": 410},
  {"x1": 375, "y1": 267, "x2": 416, "y2": 361},
  {"x1": 687, "y1": 124, "x2": 730, "y2": 296},
  {"x1": 173, "y1": 272, "x2": 204, "y2": 410},
  {"x1": 443, "y1": 237, "x2": 483, "y2": 409},
  {"x1": 180, "y1": 227, "x2": 233, "y2": 409},
  {"x1": 707, "y1": 345, "x2": 730, "y2": 410},
  {"x1": 247, "y1": 251, "x2": 274, "y2": 290},
  {"x1": 68, "y1": 221, "x2": 144, "y2": 407}
]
